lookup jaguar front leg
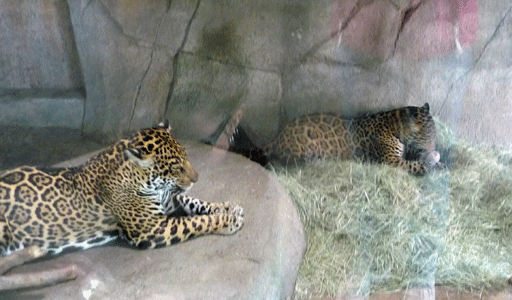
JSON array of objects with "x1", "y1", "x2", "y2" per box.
[
  {"x1": 378, "y1": 136, "x2": 427, "y2": 175},
  {"x1": 172, "y1": 194, "x2": 244, "y2": 217},
  {"x1": 121, "y1": 211, "x2": 244, "y2": 249}
]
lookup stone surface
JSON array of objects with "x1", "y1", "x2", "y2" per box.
[
  {"x1": 0, "y1": 93, "x2": 84, "y2": 128},
  {"x1": 446, "y1": 68, "x2": 512, "y2": 146},
  {"x1": 473, "y1": 1, "x2": 512, "y2": 70},
  {"x1": 67, "y1": 0, "x2": 199, "y2": 141},
  {"x1": 165, "y1": 53, "x2": 248, "y2": 142},
  {"x1": 165, "y1": 0, "x2": 288, "y2": 144},
  {"x1": 0, "y1": 141, "x2": 306, "y2": 300},
  {"x1": 3, "y1": 0, "x2": 512, "y2": 148},
  {"x1": 329, "y1": 0, "x2": 402, "y2": 60},
  {"x1": 164, "y1": 53, "x2": 282, "y2": 146},
  {"x1": 0, "y1": 0, "x2": 82, "y2": 89},
  {"x1": 238, "y1": 71, "x2": 282, "y2": 147},
  {"x1": 183, "y1": 0, "x2": 306, "y2": 71},
  {"x1": 0, "y1": 126, "x2": 105, "y2": 171},
  {"x1": 394, "y1": 0, "x2": 479, "y2": 61}
]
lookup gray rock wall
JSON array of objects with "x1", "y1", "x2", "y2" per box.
[
  {"x1": 67, "y1": 0, "x2": 198, "y2": 139},
  {"x1": 1, "y1": 0, "x2": 511, "y2": 146},
  {"x1": 0, "y1": 0, "x2": 85, "y2": 129},
  {"x1": 0, "y1": 0, "x2": 82, "y2": 89}
]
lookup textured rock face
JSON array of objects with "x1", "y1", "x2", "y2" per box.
[
  {"x1": 1, "y1": 0, "x2": 511, "y2": 146},
  {"x1": 67, "y1": 0, "x2": 199, "y2": 140},
  {"x1": 0, "y1": 141, "x2": 306, "y2": 300},
  {"x1": 0, "y1": 93, "x2": 84, "y2": 128},
  {"x1": 0, "y1": 0, "x2": 82, "y2": 89}
]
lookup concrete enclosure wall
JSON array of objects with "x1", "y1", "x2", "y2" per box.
[{"x1": 0, "y1": 0, "x2": 511, "y2": 147}]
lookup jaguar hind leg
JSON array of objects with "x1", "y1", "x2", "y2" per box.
[
  {"x1": 0, "y1": 245, "x2": 78, "y2": 291},
  {"x1": 0, "y1": 213, "x2": 78, "y2": 291},
  {"x1": 0, "y1": 213, "x2": 13, "y2": 256}
]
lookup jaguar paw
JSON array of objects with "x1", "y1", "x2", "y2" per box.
[
  {"x1": 213, "y1": 202, "x2": 244, "y2": 217},
  {"x1": 216, "y1": 214, "x2": 244, "y2": 235}
]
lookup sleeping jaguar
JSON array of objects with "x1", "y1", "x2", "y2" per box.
[
  {"x1": 264, "y1": 103, "x2": 440, "y2": 175},
  {"x1": 0, "y1": 122, "x2": 244, "y2": 258}
]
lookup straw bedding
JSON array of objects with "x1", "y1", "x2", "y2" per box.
[{"x1": 271, "y1": 120, "x2": 512, "y2": 298}]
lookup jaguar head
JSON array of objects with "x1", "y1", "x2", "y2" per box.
[{"x1": 124, "y1": 121, "x2": 199, "y2": 193}]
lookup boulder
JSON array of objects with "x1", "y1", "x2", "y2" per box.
[{"x1": 0, "y1": 141, "x2": 306, "y2": 300}]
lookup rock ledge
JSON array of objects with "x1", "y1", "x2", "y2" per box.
[{"x1": 2, "y1": 141, "x2": 306, "y2": 300}]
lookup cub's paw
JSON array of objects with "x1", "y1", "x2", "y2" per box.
[
  {"x1": 212, "y1": 201, "x2": 244, "y2": 217},
  {"x1": 423, "y1": 151, "x2": 440, "y2": 167},
  {"x1": 216, "y1": 214, "x2": 244, "y2": 235}
]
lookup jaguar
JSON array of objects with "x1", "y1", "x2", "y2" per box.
[
  {"x1": 264, "y1": 103, "x2": 440, "y2": 175},
  {"x1": 0, "y1": 122, "x2": 244, "y2": 258}
]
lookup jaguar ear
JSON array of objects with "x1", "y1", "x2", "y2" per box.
[
  {"x1": 422, "y1": 103, "x2": 430, "y2": 113},
  {"x1": 124, "y1": 148, "x2": 154, "y2": 168},
  {"x1": 157, "y1": 120, "x2": 172, "y2": 133}
]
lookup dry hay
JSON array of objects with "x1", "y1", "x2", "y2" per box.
[{"x1": 271, "y1": 120, "x2": 512, "y2": 298}]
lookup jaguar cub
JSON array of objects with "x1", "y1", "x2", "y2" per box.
[
  {"x1": 0, "y1": 122, "x2": 244, "y2": 257},
  {"x1": 264, "y1": 103, "x2": 439, "y2": 175}
]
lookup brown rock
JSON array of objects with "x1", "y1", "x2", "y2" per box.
[{"x1": 0, "y1": 141, "x2": 306, "y2": 300}]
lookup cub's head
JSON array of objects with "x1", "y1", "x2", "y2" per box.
[{"x1": 124, "y1": 121, "x2": 198, "y2": 193}]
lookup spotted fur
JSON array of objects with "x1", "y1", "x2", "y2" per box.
[
  {"x1": 0, "y1": 122, "x2": 244, "y2": 256},
  {"x1": 264, "y1": 103, "x2": 437, "y2": 175}
]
